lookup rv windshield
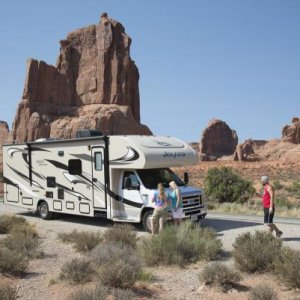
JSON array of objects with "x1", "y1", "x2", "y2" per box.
[{"x1": 137, "y1": 168, "x2": 185, "y2": 190}]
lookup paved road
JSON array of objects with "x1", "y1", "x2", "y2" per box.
[{"x1": 1, "y1": 200, "x2": 299, "y2": 251}]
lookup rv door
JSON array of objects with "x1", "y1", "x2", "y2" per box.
[{"x1": 92, "y1": 147, "x2": 106, "y2": 209}]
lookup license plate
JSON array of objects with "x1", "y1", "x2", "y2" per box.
[{"x1": 191, "y1": 214, "x2": 198, "y2": 221}]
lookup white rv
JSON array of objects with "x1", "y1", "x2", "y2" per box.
[{"x1": 3, "y1": 134, "x2": 206, "y2": 231}]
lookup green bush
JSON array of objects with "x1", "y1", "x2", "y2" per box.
[
  {"x1": 272, "y1": 180, "x2": 283, "y2": 190},
  {"x1": 285, "y1": 181, "x2": 300, "y2": 192},
  {"x1": 139, "y1": 221, "x2": 222, "y2": 266},
  {"x1": 248, "y1": 284, "x2": 278, "y2": 300},
  {"x1": 0, "y1": 215, "x2": 29, "y2": 234},
  {"x1": 0, "y1": 247, "x2": 28, "y2": 275},
  {"x1": 58, "y1": 230, "x2": 102, "y2": 253},
  {"x1": 233, "y1": 231, "x2": 282, "y2": 273},
  {"x1": 0, "y1": 225, "x2": 42, "y2": 259},
  {"x1": 68, "y1": 285, "x2": 135, "y2": 300},
  {"x1": 91, "y1": 242, "x2": 142, "y2": 288},
  {"x1": 204, "y1": 167, "x2": 255, "y2": 203},
  {"x1": 274, "y1": 247, "x2": 300, "y2": 289},
  {"x1": 199, "y1": 262, "x2": 241, "y2": 292},
  {"x1": 0, "y1": 283, "x2": 18, "y2": 300},
  {"x1": 60, "y1": 258, "x2": 94, "y2": 284},
  {"x1": 276, "y1": 197, "x2": 292, "y2": 209},
  {"x1": 102, "y1": 224, "x2": 138, "y2": 249}
]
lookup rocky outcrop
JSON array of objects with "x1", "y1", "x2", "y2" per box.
[
  {"x1": 199, "y1": 119, "x2": 238, "y2": 160},
  {"x1": 0, "y1": 121, "x2": 12, "y2": 168},
  {"x1": 282, "y1": 117, "x2": 300, "y2": 144},
  {"x1": 0, "y1": 121, "x2": 11, "y2": 195},
  {"x1": 233, "y1": 139, "x2": 266, "y2": 161},
  {"x1": 11, "y1": 13, "x2": 151, "y2": 143}
]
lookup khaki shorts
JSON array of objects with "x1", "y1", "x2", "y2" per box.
[{"x1": 152, "y1": 208, "x2": 169, "y2": 223}]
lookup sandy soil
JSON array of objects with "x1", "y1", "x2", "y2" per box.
[{"x1": 1, "y1": 202, "x2": 300, "y2": 299}]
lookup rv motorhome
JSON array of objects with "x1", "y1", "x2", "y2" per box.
[{"x1": 3, "y1": 134, "x2": 206, "y2": 231}]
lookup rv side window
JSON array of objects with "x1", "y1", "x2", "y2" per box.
[
  {"x1": 68, "y1": 159, "x2": 82, "y2": 175},
  {"x1": 123, "y1": 171, "x2": 140, "y2": 189},
  {"x1": 94, "y1": 152, "x2": 102, "y2": 171},
  {"x1": 47, "y1": 177, "x2": 56, "y2": 188}
]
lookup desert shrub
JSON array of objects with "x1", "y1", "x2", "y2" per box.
[
  {"x1": 0, "y1": 225, "x2": 42, "y2": 259},
  {"x1": 285, "y1": 181, "x2": 300, "y2": 192},
  {"x1": 276, "y1": 197, "x2": 292, "y2": 209},
  {"x1": 0, "y1": 214, "x2": 28, "y2": 234},
  {"x1": 0, "y1": 247, "x2": 28, "y2": 275},
  {"x1": 248, "y1": 284, "x2": 278, "y2": 300},
  {"x1": 0, "y1": 283, "x2": 18, "y2": 300},
  {"x1": 199, "y1": 262, "x2": 241, "y2": 292},
  {"x1": 138, "y1": 270, "x2": 153, "y2": 282},
  {"x1": 204, "y1": 167, "x2": 255, "y2": 203},
  {"x1": 102, "y1": 224, "x2": 137, "y2": 249},
  {"x1": 60, "y1": 258, "x2": 94, "y2": 284},
  {"x1": 139, "y1": 221, "x2": 222, "y2": 266},
  {"x1": 233, "y1": 231, "x2": 282, "y2": 273},
  {"x1": 58, "y1": 230, "x2": 102, "y2": 253},
  {"x1": 68, "y1": 285, "x2": 135, "y2": 300},
  {"x1": 274, "y1": 246, "x2": 300, "y2": 289},
  {"x1": 91, "y1": 242, "x2": 141, "y2": 288},
  {"x1": 272, "y1": 179, "x2": 283, "y2": 190}
]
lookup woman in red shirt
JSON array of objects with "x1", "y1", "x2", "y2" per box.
[{"x1": 256, "y1": 176, "x2": 283, "y2": 237}]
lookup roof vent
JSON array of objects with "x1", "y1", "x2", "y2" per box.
[{"x1": 75, "y1": 130, "x2": 103, "y2": 138}]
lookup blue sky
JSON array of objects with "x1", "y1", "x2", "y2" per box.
[{"x1": 0, "y1": 0, "x2": 300, "y2": 143}]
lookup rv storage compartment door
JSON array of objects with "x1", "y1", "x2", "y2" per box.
[{"x1": 6, "y1": 184, "x2": 19, "y2": 203}]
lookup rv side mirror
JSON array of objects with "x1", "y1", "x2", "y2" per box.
[
  {"x1": 184, "y1": 172, "x2": 189, "y2": 185},
  {"x1": 124, "y1": 177, "x2": 132, "y2": 189}
]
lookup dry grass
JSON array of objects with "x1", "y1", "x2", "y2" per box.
[
  {"x1": 0, "y1": 225, "x2": 42, "y2": 259},
  {"x1": 67, "y1": 285, "x2": 136, "y2": 300},
  {"x1": 274, "y1": 247, "x2": 300, "y2": 289},
  {"x1": 248, "y1": 284, "x2": 278, "y2": 300},
  {"x1": 0, "y1": 214, "x2": 29, "y2": 234},
  {"x1": 233, "y1": 231, "x2": 282, "y2": 273},
  {"x1": 0, "y1": 247, "x2": 28, "y2": 275},
  {"x1": 0, "y1": 283, "x2": 18, "y2": 300},
  {"x1": 91, "y1": 242, "x2": 142, "y2": 288},
  {"x1": 59, "y1": 258, "x2": 94, "y2": 284},
  {"x1": 58, "y1": 230, "x2": 102, "y2": 253},
  {"x1": 199, "y1": 262, "x2": 242, "y2": 292},
  {"x1": 139, "y1": 221, "x2": 222, "y2": 266}
]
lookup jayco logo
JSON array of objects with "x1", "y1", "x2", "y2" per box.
[{"x1": 163, "y1": 151, "x2": 186, "y2": 158}]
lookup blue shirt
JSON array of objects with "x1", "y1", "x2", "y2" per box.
[{"x1": 170, "y1": 190, "x2": 183, "y2": 209}]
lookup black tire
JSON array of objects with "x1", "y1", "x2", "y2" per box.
[
  {"x1": 38, "y1": 201, "x2": 53, "y2": 220},
  {"x1": 142, "y1": 210, "x2": 153, "y2": 233}
]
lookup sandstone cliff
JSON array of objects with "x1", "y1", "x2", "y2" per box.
[{"x1": 11, "y1": 13, "x2": 151, "y2": 142}]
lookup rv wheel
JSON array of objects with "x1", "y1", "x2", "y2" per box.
[
  {"x1": 142, "y1": 210, "x2": 153, "y2": 233},
  {"x1": 38, "y1": 201, "x2": 53, "y2": 220}
]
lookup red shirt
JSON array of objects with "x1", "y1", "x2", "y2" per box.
[{"x1": 262, "y1": 185, "x2": 271, "y2": 208}]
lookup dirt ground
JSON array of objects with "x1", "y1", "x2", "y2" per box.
[{"x1": 1, "y1": 202, "x2": 300, "y2": 300}]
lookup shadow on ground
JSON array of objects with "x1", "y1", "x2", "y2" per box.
[{"x1": 200, "y1": 217, "x2": 261, "y2": 232}]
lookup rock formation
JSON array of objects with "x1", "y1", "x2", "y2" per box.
[
  {"x1": 11, "y1": 13, "x2": 151, "y2": 142},
  {"x1": 0, "y1": 122, "x2": 11, "y2": 168},
  {"x1": 0, "y1": 122, "x2": 12, "y2": 194},
  {"x1": 282, "y1": 117, "x2": 300, "y2": 144},
  {"x1": 199, "y1": 119, "x2": 238, "y2": 161},
  {"x1": 233, "y1": 139, "x2": 266, "y2": 161}
]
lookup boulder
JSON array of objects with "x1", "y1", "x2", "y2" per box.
[
  {"x1": 11, "y1": 13, "x2": 150, "y2": 143},
  {"x1": 199, "y1": 119, "x2": 238, "y2": 160},
  {"x1": 282, "y1": 117, "x2": 300, "y2": 144}
]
